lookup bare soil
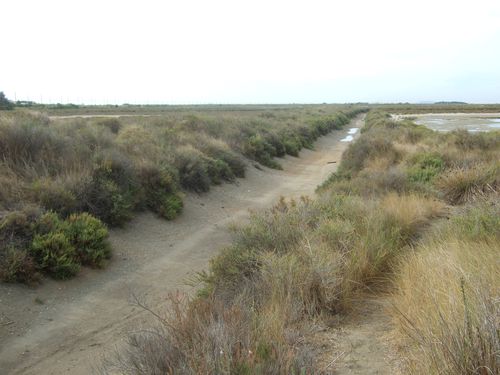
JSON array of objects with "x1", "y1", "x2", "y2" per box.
[
  {"x1": 0, "y1": 115, "x2": 365, "y2": 374},
  {"x1": 313, "y1": 297, "x2": 397, "y2": 374}
]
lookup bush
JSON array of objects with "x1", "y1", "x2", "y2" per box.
[
  {"x1": 198, "y1": 139, "x2": 246, "y2": 178},
  {"x1": 338, "y1": 135, "x2": 401, "y2": 176},
  {"x1": 82, "y1": 154, "x2": 139, "y2": 225},
  {"x1": 406, "y1": 152, "x2": 445, "y2": 183},
  {"x1": 65, "y1": 213, "x2": 111, "y2": 267},
  {"x1": 207, "y1": 158, "x2": 235, "y2": 184},
  {"x1": 175, "y1": 147, "x2": 211, "y2": 193},
  {"x1": 138, "y1": 164, "x2": 183, "y2": 219},
  {"x1": 243, "y1": 135, "x2": 282, "y2": 169},
  {"x1": 0, "y1": 246, "x2": 38, "y2": 283},
  {"x1": 31, "y1": 231, "x2": 80, "y2": 279}
]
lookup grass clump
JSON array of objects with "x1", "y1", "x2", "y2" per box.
[{"x1": 436, "y1": 163, "x2": 499, "y2": 205}]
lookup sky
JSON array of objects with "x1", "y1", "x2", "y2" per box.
[{"x1": 1, "y1": 0, "x2": 500, "y2": 104}]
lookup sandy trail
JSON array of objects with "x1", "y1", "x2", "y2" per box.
[
  {"x1": 0, "y1": 115, "x2": 364, "y2": 374},
  {"x1": 315, "y1": 297, "x2": 396, "y2": 374}
]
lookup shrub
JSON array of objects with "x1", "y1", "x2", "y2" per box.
[
  {"x1": 406, "y1": 152, "x2": 445, "y2": 183},
  {"x1": 82, "y1": 154, "x2": 139, "y2": 225},
  {"x1": 338, "y1": 135, "x2": 401, "y2": 176},
  {"x1": 65, "y1": 213, "x2": 111, "y2": 267},
  {"x1": 31, "y1": 231, "x2": 80, "y2": 279},
  {"x1": 198, "y1": 138, "x2": 246, "y2": 178},
  {"x1": 0, "y1": 246, "x2": 38, "y2": 283},
  {"x1": 138, "y1": 164, "x2": 183, "y2": 219},
  {"x1": 283, "y1": 136, "x2": 301, "y2": 157},
  {"x1": 174, "y1": 147, "x2": 211, "y2": 192},
  {"x1": 157, "y1": 194, "x2": 183, "y2": 220},
  {"x1": 243, "y1": 135, "x2": 282, "y2": 169},
  {"x1": 206, "y1": 158, "x2": 235, "y2": 184}
]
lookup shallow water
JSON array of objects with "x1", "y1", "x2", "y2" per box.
[
  {"x1": 341, "y1": 128, "x2": 359, "y2": 142},
  {"x1": 408, "y1": 114, "x2": 500, "y2": 132}
]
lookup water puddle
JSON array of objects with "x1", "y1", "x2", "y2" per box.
[{"x1": 341, "y1": 128, "x2": 359, "y2": 142}]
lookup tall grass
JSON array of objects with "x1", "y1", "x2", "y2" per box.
[{"x1": 392, "y1": 202, "x2": 499, "y2": 374}]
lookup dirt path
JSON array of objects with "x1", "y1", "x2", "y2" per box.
[
  {"x1": 314, "y1": 297, "x2": 396, "y2": 374},
  {"x1": 0, "y1": 115, "x2": 364, "y2": 374}
]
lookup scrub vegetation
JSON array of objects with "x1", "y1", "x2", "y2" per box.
[
  {"x1": 0, "y1": 106, "x2": 362, "y2": 282},
  {"x1": 106, "y1": 110, "x2": 499, "y2": 374}
]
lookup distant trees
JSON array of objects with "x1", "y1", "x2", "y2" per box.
[{"x1": 0, "y1": 91, "x2": 14, "y2": 110}]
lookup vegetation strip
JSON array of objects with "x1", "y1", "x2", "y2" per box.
[{"x1": 0, "y1": 107, "x2": 363, "y2": 282}]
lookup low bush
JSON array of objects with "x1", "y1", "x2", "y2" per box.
[
  {"x1": 138, "y1": 164, "x2": 183, "y2": 219},
  {"x1": 0, "y1": 208, "x2": 111, "y2": 282},
  {"x1": 243, "y1": 134, "x2": 282, "y2": 169},
  {"x1": 0, "y1": 246, "x2": 38, "y2": 283},
  {"x1": 65, "y1": 213, "x2": 111, "y2": 267},
  {"x1": 338, "y1": 135, "x2": 401, "y2": 176},
  {"x1": 31, "y1": 230, "x2": 80, "y2": 279},
  {"x1": 406, "y1": 152, "x2": 445, "y2": 183},
  {"x1": 82, "y1": 154, "x2": 139, "y2": 225},
  {"x1": 174, "y1": 147, "x2": 211, "y2": 192}
]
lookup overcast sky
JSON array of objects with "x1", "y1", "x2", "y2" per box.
[{"x1": 2, "y1": 0, "x2": 500, "y2": 104}]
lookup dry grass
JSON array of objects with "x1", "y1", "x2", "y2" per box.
[
  {"x1": 437, "y1": 164, "x2": 499, "y2": 205},
  {"x1": 392, "y1": 239, "x2": 499, "y2": 375}
]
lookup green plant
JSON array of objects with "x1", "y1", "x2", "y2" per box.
[
  {"x1": 175, "y1": 147, "x2": 211, "y2": 192},
  {"x1": 406, "y1": 152, "x2": 444, "y2": 183},
  {"x1": 31, "y1": 231, "x2": 80, "y2": 279},
  {"x1": 65, "y1": 213, "x2": 111, "y2": 267}
]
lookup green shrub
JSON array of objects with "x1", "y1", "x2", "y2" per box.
[
  {"x1": 243, "y1": 135, "x2": 282, "y2": 169},
  {"x1": 157, "y1": 193, "x2": 183, "y2": 220},
  {"x1": 283, "y1": 136, "x2": 301, "y2": 156},
  {"x1": 66, "y1": 213, "x2": 111, "y2": 267},
  {"x1": 83, "y1": 155, "x2": 139, "y2": 225},
  {"x1": 207, "y1": 158, "x2": 235, "y2": 184},
  {"x1": 406, "y1": 152, "x2": 445, "y2": 183},
  {"x1": 199, "y1": 141, "x2": 246, "y2": 178},
  {"x1": 138, "y1": 164, "x2": 183, "y2": 219},
  {"x1": 31, "y1": 231, "x2": 80, "y2": 279}
]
